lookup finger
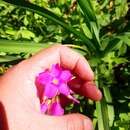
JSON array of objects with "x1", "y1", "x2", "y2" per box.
[
  {"x1": 69, "y1": 78, "x2": 102, "y2": 101},
  {"x1": 38, "y1": 113, "x2": 93, "y2": 130},
  {"x1": 60, "y1": 45, "x2": 94, "y2": 81},
  {"x1": 81, "y1": 82, "x2": 102, "y2": 101},
  {"x1": 60, "y1": 80, "x2": 102, "y2": 107},
  {"x1": 27, "y1": 44, "x2": 94, "y2": 81}
]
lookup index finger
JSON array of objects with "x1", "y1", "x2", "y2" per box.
[
  {"x1": 27, "y1": 44, "x2": 94, "y2": 81},
  {"x1": 60, "y1": 45, "x2": 94, "y2": 81}
]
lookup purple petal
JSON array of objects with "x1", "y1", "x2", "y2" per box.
[
  {"x1": 67, "y1": 95, "x2": 80, "y2": 104},
  {"x1": 41, "y1": 103, "x2": 48, "y2": 113},
  {"x1": 58, "y1": 83, "x2": 70, "y2": 96},
  {"x1": 70, "y1": 89, "x2": 75, "y2": 94},
  {"x1": 51, "y1": 64, "x2": 61, "y2": 77},
  {"x1": 60, "y1": 70, "x2": 72, "y2": 82},
  {"x1": 44, "y1": 83, "x2": 58, "y2": 98},
  {"x1": 48, "y1": 102, "x2": 64, "y2": 116},
  {"x1": 36, "y1": 71, "x2": 52, "y2": 85}
]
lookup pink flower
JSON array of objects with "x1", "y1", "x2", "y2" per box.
[
  {"x1": 48, "y1": 101, "x2": 64, "y2": 116},
  {"x1": 36, "y1": 64, "x2": 79, "y2": 115}
]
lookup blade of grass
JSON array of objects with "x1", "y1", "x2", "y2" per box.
[
  {"x1": 103, "y1": 38, "x2": 120, "y2": 56},
  {"x1": 77, "y1": 0, "x2": 101, "y2": 51},
  {"x1": 95, "y1": 67, "x2": 110, "y2": 130},
  {"x1": 90, "y1": 22, "x2": 100, "y2": 43},
  {"x1": 96, "y1": 101, "x2": 104, "y2": 130},
  {"x1": 103, "y1": 87, "x2": 115, "y2": 127},
  {"x1": 0, "y1": 40, "x2": 49, "y2": 54},
  {"x1": 0, "y1": 55, "x2": 21, "y2": 63},
  {"x1": 95, "y1": 68, "x2": 105, "y2": 130},
  {"x1": 77, "y1": 0, "x2": 96, "y2": 22},
  {"x1": 0, "y1": 40, "x2": 88, "y2": 56},
  {"x1": 100, "y1": 0, "x2": 109, "y2": 10},
  {"x1": 3, "y1": 0, "x2": 96, "y2": 52}
]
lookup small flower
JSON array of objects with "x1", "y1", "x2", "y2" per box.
[
  {"x1": 36, "y1": 64, "x2": 79, "y2": 115},
  {"x1": 48, "y1": 97, "x2": 64, "y2": 116}
]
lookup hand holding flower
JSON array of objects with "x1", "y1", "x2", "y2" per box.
[{"x1": 0, "y1": 44, "x2": 102, "y2": 130}]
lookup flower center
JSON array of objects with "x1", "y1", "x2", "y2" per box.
[{"x1": 52, "y1": 78, "x2": 59, "y2": 85}]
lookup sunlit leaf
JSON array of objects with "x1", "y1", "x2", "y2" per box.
[
  {"x1": 3, "y1": 0, "x2": 96, "y2": 52},
  {"x1": 0, "y1": 55, "x2": 21, "y2": 63},
  {"x1": 81, "y1": 23, "x2": 92, "y2": 39},
  {"x1": 77, "y1": 0, "x2": 101, "y2": 51},
  {"x1": 0, "y1": 40, "x2": 49, "y2": 54},
  {"x1": 103, "y1": 87, "x2": 115, "y2": 127}
]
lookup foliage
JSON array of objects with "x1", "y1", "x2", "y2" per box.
[{"x1": 0, "y1": 0, "x2": 130, "y2": 129}]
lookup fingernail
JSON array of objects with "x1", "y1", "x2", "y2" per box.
[
  {"x1": 84, "y1": 119, "x2": 94, "y2": 130},
  {"x1": 97, "y1": 89, "x2": 102, "y2": 100}
]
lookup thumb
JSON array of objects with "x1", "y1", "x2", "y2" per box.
[
  {"x1": 38, "y1": 113, "x2": 93, "y2": 130},
  {"x1": 60, "y1": 114, "x2": 93, "y2": 130}
]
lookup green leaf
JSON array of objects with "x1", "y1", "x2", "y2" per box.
[
  {"x1": 116, "y1": 33, "x2": 130, "y2": 46},
  {"x1": 104, "y1": 32, "x2": 130, "y2": 55},
  {"x1": 90, "y1": 22, "x2": 100, "y2": 43},
  {"x1": 77, "y1": 0, "x2": 101, "y2": 51},
  {"x1": 97, "y1": 13, "x2": 111, "y2": 27},
  {"x1": 100, "y1": 0, "x2": 109, "y2": 10},
  {"x1": 96, "y1": 101, "x2": 105, "y2": 130},
  {"x1": 0, "y1": 55, "x2": 21, "y2": 63},
  {"x1": 5, "y1": 29, "x2": 17, "y2": 36},
  {"x1": 51, "y1": 7, "x2": 62, "y2": 16},
  {"x1": 77, "y1": 0, "x2": 96, "y2": 22},
  {"x1": 115, "y1": 0, "x2": 128, "y2": 19},
  {"x1": 3, "y1": 0, "x2": 96, "y2": 52},
  {"x1": 113, "y1": 57, "x2": 128, "y2": 64},
  {"x1": 81, "y1": 23, "x2": 92, "y2": 39},
  {"x1": 0, "y1": 40, "x2": 49, "y2": 54},
  {"x1": 23, "y1": 16, "x2": 29, "y2": 26},
  {"x1": 118, "y1": 44, "x2": 127, "y2": 56},
  {"x1": 90, "y1": 22, "x2": 101, "y2": 49},
  {"x1": 103, "y1": 87, "x2": 115, "y2": 127},
  {"x1": 19, "y1": 29, "x2": 35, "y2": 39},
  {"x1": 96, "y1": 99, "x2": 111, "y2": 130},
  {"x1": 103, "y1": 38, "x2": 120, "y2": 56},
  {"x1": 95, "y1": 68, "x2": 111, "y2": 130}
]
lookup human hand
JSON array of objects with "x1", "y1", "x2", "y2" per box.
[{"x1": 0, "y1": 45, "x2": 102, "y2": 130}]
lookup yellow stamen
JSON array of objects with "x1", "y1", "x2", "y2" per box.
[
  {"x1": 47, "y1": 99, "x2": 51, "y2": 105},
  {"x1": 56, "y1": 96, "x2": 60, "y2": 102},
  {"x1": 53, "y1": 78, "x2": 59, "y2": 85}
]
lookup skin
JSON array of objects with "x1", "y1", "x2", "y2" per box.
[{"x1": 0, "y1": 45, "x2": 102, "y2": 130}]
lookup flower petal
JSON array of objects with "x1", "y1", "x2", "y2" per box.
[
  {"x1": 41, "y1": 103, "x2": 48, "y2": 113},
  {"x1": 51, "y1": 64, "x2": 61, "y2": 77},
  {"x1": 48, "y1": 102, "x2": 64, "y2": 116},
  {"x1": 44, "y1": 83, "x2": 58, "y2": 98},
  {"x1": 67, "y1": 95, "x2": 80, "y2": 104},
  {"x1": 36, "y1": 71, "x2": 52, "y2": 85},
  {"x1": 60, "y1": 70, "x2": 72, "y2": 82},
  {"x1": 59, "y1": 83, "x2": 70, "y2": 96}
]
